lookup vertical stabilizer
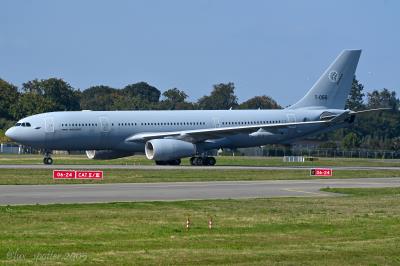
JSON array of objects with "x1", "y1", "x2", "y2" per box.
[{"x1": 288, "y1": 50, "x2": 361, "y2": 109}]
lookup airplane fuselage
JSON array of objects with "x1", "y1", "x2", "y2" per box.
[
  {"x1": 6, "y1": 108, "x2": 344, "y2": 152},
  {"x1": 5, "y1": 49, "x2": 363, "y2": 165}
]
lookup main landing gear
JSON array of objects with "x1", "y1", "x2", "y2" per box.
[
  {"x1": 155, "y1": 159, "x2": 181, "y2": 166},
  {"x1": 43, "y1": 151, "x2": 53, "y2": 165},
  {"x1": 190, "y1": 156, "x2": 216, "y2": 166}
]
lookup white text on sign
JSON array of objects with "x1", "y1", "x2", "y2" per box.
[{"x1": 53, "y1": 170, "x2": 103, "y2": 179}]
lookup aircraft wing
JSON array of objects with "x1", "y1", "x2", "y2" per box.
[
  {"x1": 125, "y1": 108, "x2": 391, "y2": 143},
  {"x1": 125, "y1": 120, "x2": 332, "y2": 143}
]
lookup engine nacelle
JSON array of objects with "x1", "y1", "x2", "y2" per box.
[
  {"x1": 85, "y1": 150, "x2": 135, "y2": 160},
  {"x1": 145, "y1": 139, "x2": 196, "y2": 161}
]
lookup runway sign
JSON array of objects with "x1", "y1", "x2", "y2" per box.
[
  {"x1": 310, "y1": 168, "x2": 332, "y2": 177},
  {"x1": 53, "y1": 170, "x2": 103, "y2": 179}
]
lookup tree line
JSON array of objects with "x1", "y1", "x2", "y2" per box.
[
  {"x1": 0, "y1": 77, "x2": 399, "y2": 150},
  {"x1": 0, "y1": 78, "x2": 280, "y2": 141}
]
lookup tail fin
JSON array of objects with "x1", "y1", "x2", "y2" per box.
[{"x1": 288, "y1": 49, "x2": 361, "y2": 110}]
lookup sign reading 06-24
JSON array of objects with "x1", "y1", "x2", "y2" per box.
[
  {"x1": 53, "y1": 170, "x2": 103, "y2": 179},
  {"x1": 310, "y1": 168, "x2": 333, "y2": 177}
]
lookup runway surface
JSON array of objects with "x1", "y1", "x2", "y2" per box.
[
  {"x1": 1, "y1": 177, "x2": 399, "y2": 205},
  {"x1": 1, "y1": 164, "x2": 400, "y2": 170}
]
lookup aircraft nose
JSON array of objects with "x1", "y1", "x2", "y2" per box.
[{"x1": 5, "y1": 128, "x2": 15, "y2": 140}]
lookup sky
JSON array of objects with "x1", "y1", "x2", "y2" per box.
[{"x1": 1, "y1": 0, "x2": 399, "y2": 106}]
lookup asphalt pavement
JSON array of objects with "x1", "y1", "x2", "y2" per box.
[
  {"x1": 1, "y1": 177, "x2": 399, "y2": 205},
  {"x1": 1, "y1": 164, "x2": 400, "y2": 170}
]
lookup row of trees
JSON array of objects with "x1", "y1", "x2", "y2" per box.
[
  {"x1": 0, "y1": 78, "x2": 280, "y2": 132},
  {"x1": 319, "y1": 78, "x2": 400, "y2": 150},
  {"x1": 0, "y1": 77, "x2": 399, "y2": 150}
]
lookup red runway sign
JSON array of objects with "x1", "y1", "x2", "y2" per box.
[
  {"x1": 53, "y1": 170, "x2": 103, "y2": 179},
  {"x1": 310, "y1": 168, "x2": 333, "y2": 177}
]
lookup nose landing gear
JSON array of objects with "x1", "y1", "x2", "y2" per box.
[
  {"x1": 43, "y1": 152, "x2": 53, "y2": 165},
  {"x1": 190, "y1": 156, "x2": 216, "y2": 166}
]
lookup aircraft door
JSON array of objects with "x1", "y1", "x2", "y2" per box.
[
  {"x1": 287, "y1": 114, "x2": 296, "y2": 123},
  {"x1": 213, "y1": 118, "x2": 221, "y2": 128},
  {"x1": 99, "y1": 116, "x2": 111, "y2": 148},
  {"x1": 286, "y1": 114, "x2": 296, "y2": 128},
  {"x1": 45, "y1": 117, "x2": 55, "y2": 133},
  {"x1": 44, "y1": 117, "x2": 55, "y2": 147},
  {"x1": 99, "y1": 117, "x2": 111, "y2": 132},
  {"x1": 285, "y1": 113, "x2": 298, "y2": 137}
]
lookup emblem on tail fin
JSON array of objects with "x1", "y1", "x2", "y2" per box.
[
  {"x1": 287, "y1": 49, "x2": 361, "y2": 110},
  {"x1": 328, "y1": 71, "x2": 340, "y2": 82}
]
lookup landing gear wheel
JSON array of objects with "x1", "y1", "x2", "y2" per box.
[
  {"x1": 43, "y1": 157, "x2": 53, "y2": 165},
  {"x1": 43, "y1": 151, "x2": 53, "y2": 165},
  {"x1": 195, "y1": 157, "x2": 203, "y2": 166},
  {"x1": 205, "y1": 157, "x2": 216, "y2": 166}
]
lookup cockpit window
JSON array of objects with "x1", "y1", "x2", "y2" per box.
[{"x1": 16, "y1": 122, "x2": 32, "y2": 127}]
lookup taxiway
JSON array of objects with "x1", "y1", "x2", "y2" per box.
[{"x1": 1, "y1": 177, "x2": 399, "y2": 205}]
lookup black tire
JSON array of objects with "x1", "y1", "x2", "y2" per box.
[
  {"x1": 208, "y1": 157, "x2": 216, "y2": 166},
  {"x1": 43, "y1": 157, "x2": 53, "y2": 165},
  {"x1": 155, "y1": 160, "x2": 167, "y2": 165},
  {"x1": 194, "y1": 157, "x2": 203, "y2": 166},
  {"x1": 190, "y1": 157, "x2": 196, "y2": 166}
]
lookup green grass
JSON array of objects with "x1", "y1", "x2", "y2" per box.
[
  {"x1": 0, "y1": 168, "x2": 399, "y2": 185},
  {"x1": 1, "y1": 154, "x2": 400, "y2": 167},
  {"x1": 322, "y1": 187, "x2": 400, "y2": 197},
  {"x1": 1, "y1": 188, "x2": 400, "y2": 265}
]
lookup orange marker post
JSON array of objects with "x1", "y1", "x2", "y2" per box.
[{"x1": 186, "y1": 217, "x2": 191, "y2": 230}]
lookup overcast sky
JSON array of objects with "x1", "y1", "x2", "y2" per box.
[{"x1": 1, "y1": 0, "x2": 399, "y2": 106}]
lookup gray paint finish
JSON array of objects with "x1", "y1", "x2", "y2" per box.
[{"x1": 4, "y1": 50, "x2": 362, "y2": 162}]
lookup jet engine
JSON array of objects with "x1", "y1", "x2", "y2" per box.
[
  {"x1": 145, "y1": 139, "x2": 196, "y2": 161},
  {"x1": 85, "y1": 150, "x2": 135, "y2": 160}
]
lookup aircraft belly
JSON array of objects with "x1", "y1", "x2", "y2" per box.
[
  {"x1": 49, "y1": 129, "x2": 102, "y2": 150},
  {"x1": 234, "y1": 134, "x2": 285, "y2": 148}
]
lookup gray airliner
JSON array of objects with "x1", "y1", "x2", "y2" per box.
[{"x1": 5, "y1": 49, "x2": 381, "y2": 166}]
